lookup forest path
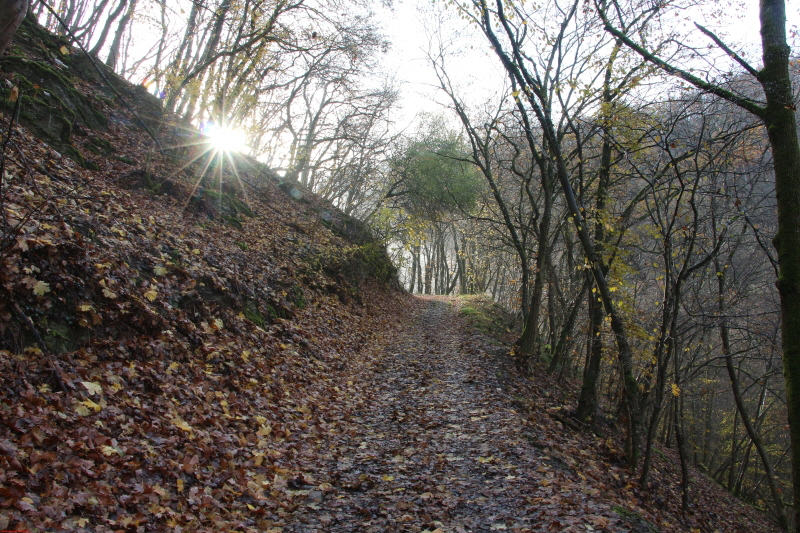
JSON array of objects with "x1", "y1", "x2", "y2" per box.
[{"x1": 280, "y1": 296, "x2": 613, "y2": 533}]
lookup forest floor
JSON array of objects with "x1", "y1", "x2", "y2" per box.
[{"x1": 274, "y1": 296, "x2": 780, "y2": 533}]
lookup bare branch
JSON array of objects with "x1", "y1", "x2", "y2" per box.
[
  {"x1": 596, "y1": 0, "x2": 766, "y2": 119},
  {"x1": 694, "y1": 22, "x2": 760, "y2": 79}
]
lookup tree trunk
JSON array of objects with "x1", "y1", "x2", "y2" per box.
[
  {"x1": 760, "y1": 2, "x2": 800, "y2": 528},
  {"x1": 673, "y1": 380, "x2": 690, "y2": 513},
  {"x1": 0, "y1": 0, "x2": 28, "y2": 57},
  {"x1": 718, "y1": 259, "x2": 788, "y2": 528},
  {"x1": 518, "y1": 171, "x2": 553, "y2": 363},
  {"x1": 424, "y1": 247, "x2": 432, "y2": 295},
  {"x1": 89, "y1": 0, "x2": 127, "y2": 57},
  {"x1": 410, "y1": 246, "x2": 419, "y2": 293},
  {"x1": 548, "y1": 274, "x2": 590, "y2": 374},
  {"x1": 575, "y1": 105, "x2": 613, "y2": 423},
  {"x1": 576, "y1": 279, "x2": 603, "y2": 423}
]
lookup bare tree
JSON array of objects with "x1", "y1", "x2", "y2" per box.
[{"x1": 600, "y1": 0, "x2": 797, "y2": 526}]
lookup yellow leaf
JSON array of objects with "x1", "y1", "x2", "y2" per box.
[
  {"x1": 242, "y1": 350, "x2": 251, "y2": 361},
  {"x1": 173, "y1": 418, "x2": 192, "y2": 431},
  {"x1": 33, "y1": 280, "x2": 50, "y2": 296},
  {"x1": 254, "y1": 452, "x2": 265, "y2": 466},
  {"x1": 192, "y1": 249, "x2": 201, "y2": 255},
  {"x1": 81, "y1": 398, "x2": 102, "y2": 412},
  {"x1": 81, "y1": 381, "x2": 102, "y2": 395},
  {"x1": 60, "y1": 45, "x2": 69, "y2": 55},
  {"x1": 103, "y1": 288, "x2": 117, "y2": 299},
  {"x1": 671, "y1": 383, "x2": 681, "y2": 397},
  {"x1": 177, "y1": 478, "x2": 184, "y2": 492},
  {"x1": 79, "y1": 303, "x2": 92, "y2": 311},
  {"x1": 382, "y1": 474, "x2": 394, "y2": 481},
  {"x1": 167, "y1": 362, "x2": 179, "y2": 373},
  {"x1": 257, "y1": 424, "x2": 272, "y2": 437},
  {"x1": 154, "y1": 266, "x2": 167, "y2": 275},
  {"x1": 9, "y1": 86, "x2": 18, "y2": 103},
  {"x1": 75, "y1": 404, "x2": 91, "y2": 416},
  {"x1": 101, "y1": 445, "x2": 121, "y2": 456},
  {"x1": 144, "y1": 288, "x2": 158, "y2": 301}
]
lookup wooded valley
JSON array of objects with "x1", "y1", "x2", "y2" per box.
[{"x1": 1, "y1": 0, "x2": 799, "y2": 530}]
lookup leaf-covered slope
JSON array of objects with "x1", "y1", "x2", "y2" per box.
[{"x1": 0, "y1": 20, "x2": 404, "y2": 531}]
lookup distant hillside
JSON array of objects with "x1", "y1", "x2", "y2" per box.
[{"x1": 0, "y1": 16, "x2": 404, "y2": 531}]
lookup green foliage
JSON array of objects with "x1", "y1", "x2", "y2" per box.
[
  {"x1": 457, "y1": 295, "x2": 516, "y2": 344},
  {"x1": 86, "y1": 137, "x2": 116, "y2": 156},
  {"x1": 310, "y1": 242, "x2": 397, "y2": 286},
  {"x1": 292, "y1": 285, "x2": 307, "y2": 309},
  {"x1": 243, "y1": 300, "x2": 267, "y2": 328},
  {"x1": 390, "y1": 123, "x2": 483, "y2": 219}
]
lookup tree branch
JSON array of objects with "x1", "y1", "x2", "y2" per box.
[
  {"x1": 693, "y1": 23, "x2": 760, "y2": 79},
  {"x1": 596, "y1": 1, "x2": 766, "y2": 119}
]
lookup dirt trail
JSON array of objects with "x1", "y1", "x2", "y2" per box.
[
  {"x1": 280, "y1": 296, "x2": 585, "y2": 533},
  {"x1": 275, "y1": 296, "x2": 781, "y2": 533}
]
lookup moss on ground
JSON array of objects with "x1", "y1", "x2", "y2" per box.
[{"x1": 456, "y1": 295, "x2": 517, "y2": 344}]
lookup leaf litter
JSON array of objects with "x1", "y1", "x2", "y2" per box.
[
  {"x1": 0, "y1": 45, "x2": 785, "y2": 532},
  {"x1": 274, "y1": 296, "x2": 781, "y2": 533}
]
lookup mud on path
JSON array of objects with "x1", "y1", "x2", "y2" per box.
[{"x1": 279, "y1": 296, "x2": 621, "y2": 533}]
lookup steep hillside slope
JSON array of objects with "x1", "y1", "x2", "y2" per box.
[{"x1": 0, "y1": 17, "x2": 405, "y2": 532}]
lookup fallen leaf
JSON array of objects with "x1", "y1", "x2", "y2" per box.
[
  {"x1": 82, "y1": 381, "x2": 102, "y2": 395},
  {"x1": 33, "y1": 280, "x2": 50, "y2": 296}
]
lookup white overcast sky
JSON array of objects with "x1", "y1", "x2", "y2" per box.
[{"x1": 373, "y1": 0, "x2": 800, "y2": 133}]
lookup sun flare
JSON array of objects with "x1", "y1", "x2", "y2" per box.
[{"x1": 203, "y1": 123, "x2": 248, "y2": 153}]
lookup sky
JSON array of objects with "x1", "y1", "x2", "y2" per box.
[
  {"x1": 373, "y1": 0, "x2": 503, "y2": 132},
  {"x1": 372, "y1": 0, "x2": 800, "y2": 134}
]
